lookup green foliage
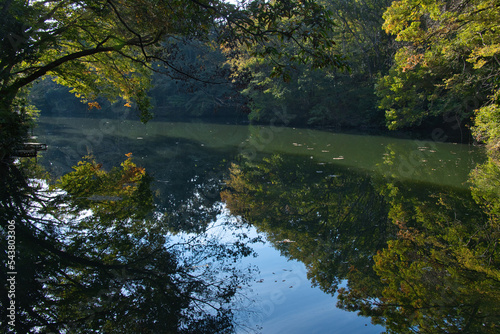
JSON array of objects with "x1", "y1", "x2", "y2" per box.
[
  {"x1": 148, "y1": 40, "x2": 246, "y2": 118},
  {"x1": 376, "y1": 49, "x2": 436, "y2": 130},
  {"x1": 1, "y1": 0, "x2": 343, "y2": 159},
  {"x1": 473, "y1": 103, "x2": 500, "y2": 154},
  {"x1": 227, "y1": 0, "x2": 345, "y2": 75},
  {"x1": 470, "y1": 158, "x2": 500, "y2": 221},
  {"x1": 378, "y1": 0, "x2": 500, "y2": 131},
  {"x1": 232, "y1": 0, "x2": 393, "y2": 128}
]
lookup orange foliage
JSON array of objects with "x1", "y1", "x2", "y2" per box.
[
  {"x1": 402, "y1": 54, "x2": 424, "y2": 72},
  {"x1": 87, "y1": 101, "x2": 102, "y2": 110}
]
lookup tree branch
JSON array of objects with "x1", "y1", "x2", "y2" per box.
[
  {"x1": 10, "y1": 45, "x2": 117, "y2": 93},
  {"x1": 106, "y1": 0, "x2": 150, "y2": 60}
]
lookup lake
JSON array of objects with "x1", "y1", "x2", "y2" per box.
[{"x1": 29, "y1": 116, "x2": 498, "y2": 333}]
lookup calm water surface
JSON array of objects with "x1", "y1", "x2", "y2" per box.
[{"x1": 34, "y1": 116, "x2": 492, "y2": 333}]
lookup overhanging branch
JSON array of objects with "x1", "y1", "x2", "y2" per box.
[{"x1": 10, "y1": 45, "x2": 117, "y2": 93}]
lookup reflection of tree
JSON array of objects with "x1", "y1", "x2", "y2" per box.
[
  {"x1": 221, "y1": 155, "x2": 393, "y2": 294},
  {"x1": 37, "y1": 121, "x2": 233, "y2": 235},
  {"x1": 337, "y1": 180, "x2": 500, "y2": 333},
  {"x1": 1, "y1": 156, "x2": 255, "y2": 333},
  {"x1": 150, "y1": 143, "x2": 230, "y2": 235},
  {"x1": 221, "y1": 154, "x2": 500, "y2": 333},
  {"x1": 470, "y1": 157, "x2": 500, "y2": 222}
]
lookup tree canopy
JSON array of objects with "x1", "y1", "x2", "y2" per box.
[
  {"x1": 229, "y1": 0, "x2": 393, "y2": 128},
  {"x1": 0, "y1": 0, "x2": 343, "y2": 159},
  {"x1": 377, "y1": 0, "x2": 500, "y2": 132}
]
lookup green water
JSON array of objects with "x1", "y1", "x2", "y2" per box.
[
  {"x1": 37, "y1": 117, "x2": 482, "y2": 187},
  {"x1": 32, "y1": 116, "x2": 498, "y2": 333}
]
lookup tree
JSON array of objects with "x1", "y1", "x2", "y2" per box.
[
  {"x1": 0, "y1": 0, "x2": 342, "y2": 159},
  {"x1": 147, "y1": 40, "x2": 247, "y2": 119},
  {"x1": 229, "y1": 0, "x2": 394, "y2": 128},
  {"x1": 377, "y1": 0, "x2": 500, "y2": 133}
]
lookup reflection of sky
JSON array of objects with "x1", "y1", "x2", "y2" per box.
[
  {"x1": 211, "y1": 208, "x2": 384, "y2": 334},
  {"x1": 236, "y1": 244, "x2": 383, "y2": 334}
]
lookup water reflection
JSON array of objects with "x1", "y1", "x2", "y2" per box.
[
  {"x1": 340, "y1": 179, "x2": 499, "y2": 333},
  {"x1": 221, "y1": 154, "x2": 500, "y2": 333},
  {"x1": 222, "y1": 155, "x2": 393, "y2": 295},
  {"x1": 4, "y1": 117, "x2": 498, "y2": 333},
  {"x1": 0, "y1": 156, "x2": 257, "y2": 333}
]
